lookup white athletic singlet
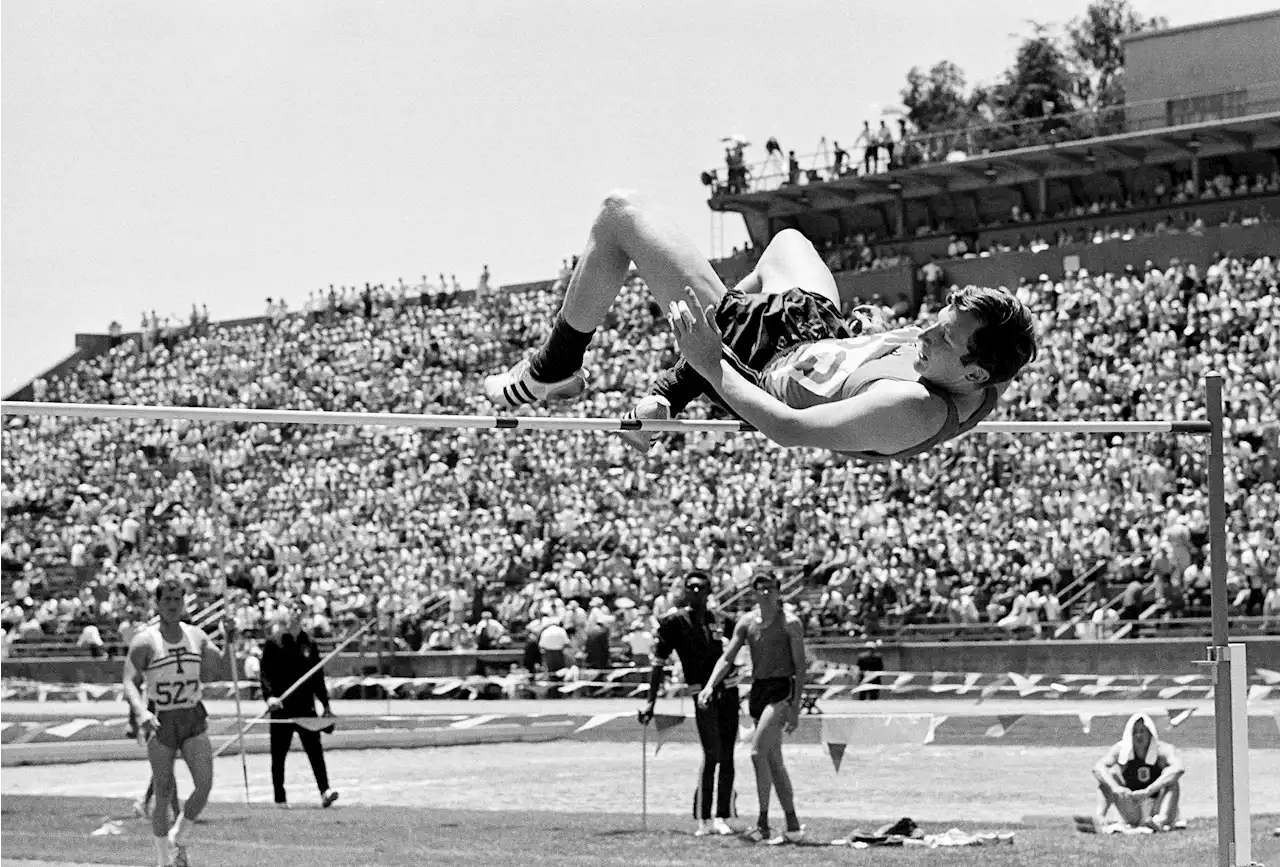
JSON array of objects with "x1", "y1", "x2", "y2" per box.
[
  {"x1": 142, "y1": 623, "x2": 205, "y2": 711},
  {"x1": 758, "y1": 327, "x2": 998, "y2": 462},
  {"x1": 760, "y1": 328, "x2": 922, "y2": 408}
]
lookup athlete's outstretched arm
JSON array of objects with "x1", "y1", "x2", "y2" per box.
[{"x1": 717, "y1": 366, "x2": 944, "y2": 453}]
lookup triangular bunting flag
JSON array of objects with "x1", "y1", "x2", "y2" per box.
[
  {"x1": 924, "y1": 715, "x2": 947, "y2": 744},
  {"x1": 1257, "y1": 668, "x2": 1280, "y2": 685},
  {"x1": 985, "y1": 714, "x2": 1023, "y2": 739},
  {"x1": 1167, "y1": 707, "x2": 1195, "y2": 727},
  {"x1": 652, "y1": 714, "x2": 684, "y2": 754},
  {"x1": 1078, "y1": 713, "x2": 1094, "y2": 734},
  {"x1": 574, "y1": 712, "x2": 625, "y2": 734},
  {"x1": 1249, "y1": 685, "x2": 1273, "y2": 702},
  {"x1": 827, "y1": 741, "x2": 847, "y2": 773}
]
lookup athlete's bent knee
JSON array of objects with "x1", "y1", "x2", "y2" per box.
[
  {"x1": 601, "y1": 189, "x2": 643, "y2": 217},
  {"x1": 766, "y1": 228, "x2": 817, "y2": 256}
]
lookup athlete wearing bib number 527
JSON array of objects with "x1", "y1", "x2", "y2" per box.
[{"x1": 124, "y1": 578, "x2": 233, "y2": 867}]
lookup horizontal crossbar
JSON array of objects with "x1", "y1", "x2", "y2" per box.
[{"x1": 0, "y1": 401, "x2": 1212, "y2": 436}]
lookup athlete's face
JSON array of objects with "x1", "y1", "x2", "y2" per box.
[
  {"x1": 915, "y1": 305, "x2": 989, "y2": 387},
  {"x1": 753, "y1": 580, "x2": 780, "y2": 605},
  {"x1": 156, "y1": 587, "x2": 185, "y2": 624},
  {"x1": 685, "y1": 580, "x2": 710, "y2": 605},
  {"x1": 1131, "y1": 719, "x2": 1152, "y2": 755}
]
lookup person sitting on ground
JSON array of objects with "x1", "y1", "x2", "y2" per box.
[
  {"x1": 483, "y1": 191, "x2": 1037, "y2": 459},
  {"x1": 1079, "y1": 712, "x2": 1185, "y2": 834}
]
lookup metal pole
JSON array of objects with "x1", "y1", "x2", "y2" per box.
[
  {"x1": 641, "y1": 720, "x2": 649, "y2": 831},
  {"x1": 212, "y1": 459, "x2": 252, "y2": 804},
  {"x1": 1205, "y1": 373, "x2": 1236, "y2": 867},
  {"x1": 213, "y1": 616, "x2": 377, "y2": 759}
]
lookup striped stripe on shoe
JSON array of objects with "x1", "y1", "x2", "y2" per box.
[{"x1": 483, "y1": 359, "x2": 587, "y2": 409}]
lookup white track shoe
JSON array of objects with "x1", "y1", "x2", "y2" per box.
[
  {"x1": 483, "y1": 359, "x2": 587, "y2": 409},
  {"x1": 618, "y1": 395, "x2": 671, "y2": 452}
]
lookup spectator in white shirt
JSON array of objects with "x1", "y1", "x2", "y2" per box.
[
  {"x1": 76, "y1": 620, "x2": 105, "y2": 657},
  {"x1": 537, "y1": 620, "x2": 571, "y2": 672},
  {"x1": 621, "y1": 620, "x2": 655, "y2": 666}
]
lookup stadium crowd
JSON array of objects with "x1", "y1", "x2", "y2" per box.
[{"x1": 2, "y1": 246, "x2": 1279, "y2": 667}]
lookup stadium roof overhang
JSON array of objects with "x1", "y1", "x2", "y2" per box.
[{"x1": 708, "y1": 111, "x2": 1280, "y2": 219}]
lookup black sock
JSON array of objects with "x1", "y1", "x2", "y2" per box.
[
  {"x1": 758, "y1": 812, "x2": 770, "y2": 832},
  {"x1": 529, "y1": 313, "x2": 593, "y2": 383},
  {"x1": 784, "y1": 811, "x2": 801, "y2": 832},
  {"x1": 651, "y1": 359, "x2": 706, "y2": 416}
]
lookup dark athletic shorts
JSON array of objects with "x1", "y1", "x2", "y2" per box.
[
  {"x1": 715, "y1": 288, "x2": 854, "y2": 378},
  {"x1": 748, "y1": 677, "x2": 795, "y2": 721},
  {"x1": 656, "y1": 287, "x2": 856, "y2": 416},
  {"x1": 149, "y1": 704, "x2": 209, "y2": 750}
]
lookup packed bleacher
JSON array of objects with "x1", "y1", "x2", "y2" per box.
[{"x1": 2, "y1": 247, "x2": 1279, "y2": 668}]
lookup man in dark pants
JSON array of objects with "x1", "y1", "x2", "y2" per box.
[
  {"x1": 639, "y1": 571, "x2": 738, "y2": 836},
  {"x1": 260, "y1": 604, "x2": 339, "y2": 809}
]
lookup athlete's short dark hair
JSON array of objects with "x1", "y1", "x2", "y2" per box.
[
  {"x1": 154, "y1": 577, "x2": 186, "y2": 601},
  {"x1": 684, "y1": 570, "x2": 711, "y2": 589},
  {"x1": 751, "y1": 572, "x2": 781, "y2": 589},
  {"x1": 948, "y1": 285, "x2": 1038, "y2": 385}
]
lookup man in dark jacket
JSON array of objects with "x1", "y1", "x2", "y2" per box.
[{"x1": 260, "y1": 603, "x2": 339, "y2": 809}]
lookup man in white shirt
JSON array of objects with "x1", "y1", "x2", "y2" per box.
[
  {"x1": 538, "y1": 620, "x2": 571, "y2": 673},
  {"x1": 121, "y1": 513, "x2": 141, "y2": 556},
  {"x1": 622, "y1": 621, "x2": 655, "y2": 666},
  {"x1": 77, "y1": 620, "x2": 105, "y2": 657}
]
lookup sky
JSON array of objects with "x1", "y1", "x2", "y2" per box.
[{"x1": 4, "y1": 0, "x2": 1277, "y2": 395}]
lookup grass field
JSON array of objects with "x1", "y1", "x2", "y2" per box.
[
  {"x1": 3, "y1": 795, "x2": 1280, "y2": 867},
  {"x1": 5, "y1": 734, "x2": 1280, "y2": 866}
]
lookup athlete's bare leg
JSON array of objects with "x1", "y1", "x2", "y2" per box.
[
  {"x1": 750, "y1": 702, "x2": 791, "y2": 832},
  {"x1": 730, "y1": 228, "x2": 840, "y2": 308},
  {"x1": 1149, "y1": 781, "x2": 1181, "y2": 829},
  {"x1": 177, "y1": 733, "x2": 214, "y2": 824},
  {"x1": 146, "y1": 738, "x2": 179, "y2": 864},
  {"x1": 484, "y1": 190, "x2": 731, "y2": 410},
  {"x1": 558, "y1": 190, "x2": 728, "y2": 333},
  {"x1": 766, "y1": 742, "x2": 798, "y2": 818},
  {"x1": 612, "y1": 224, "x2": 846, "y2": 450}
]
